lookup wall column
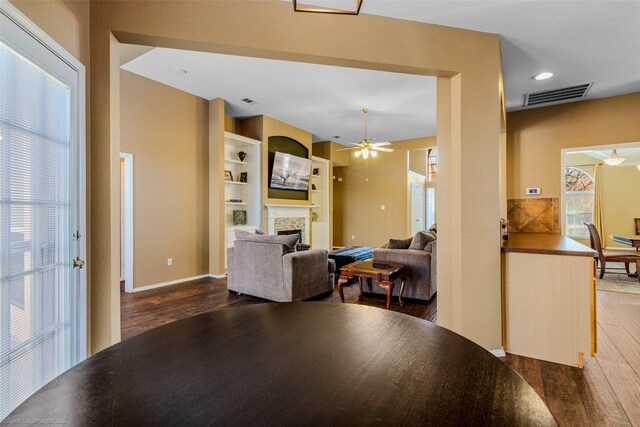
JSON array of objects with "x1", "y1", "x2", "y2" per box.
[
  {"x1": 437, "y1": 73, "x2": 503, "y2": 351},
  {"x1": 208, "y1": 98, "x2": 225, "y2": 276}
]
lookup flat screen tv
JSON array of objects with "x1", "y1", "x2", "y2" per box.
[{"x1": 269, "y1": 151, "x2": 312, "y2": 191}]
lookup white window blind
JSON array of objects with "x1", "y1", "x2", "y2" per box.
[{"x1": 0, "y1": 13, "x2": 78, "y2": 418}]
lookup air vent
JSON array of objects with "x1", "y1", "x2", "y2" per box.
[
  {"x1": 241, "y1": 98, "x2": 257, "y2": 105},
  {"x1": 524, "y1": 83, "x2": 592, "y2": 107}
]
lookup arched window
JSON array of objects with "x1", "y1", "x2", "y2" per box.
[{"x1": 565, "y1": 167, "x2": 594, "y2": 237}]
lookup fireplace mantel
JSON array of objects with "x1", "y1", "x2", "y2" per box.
[{"x1": 265, "y1": 204, "x2": 316, "y2": 244}]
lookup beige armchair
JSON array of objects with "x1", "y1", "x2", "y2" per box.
[{"x1": 227, "y1": 231, "x2": 335, "y2": 301}]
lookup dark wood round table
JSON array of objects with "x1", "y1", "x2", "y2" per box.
[{"x1": 7, "y1": 303, "x2": 556, "y2": 426}]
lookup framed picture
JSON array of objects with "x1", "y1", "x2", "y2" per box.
[
  {"x1": 635, "y1": 218, "x2": 640, "y2": 235},
  {"x1": 239, "y1": 172, "x2": 248, "y2": 183},
  {"x1": 224, "y1": 170, "x2": 233, "y2": 182}
]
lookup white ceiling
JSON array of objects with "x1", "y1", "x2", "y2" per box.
[
  {"x1": 121, "y1": 1, "x2": 640, "y2": 143},
  {"x1": 570, "y1": 146, "x2": 640, "y2": 167},
  {"x1": 361, "y1": 0, "x2": 640, "y2": 111},
  {"x1": 121, "y1": 48, "x2": 436, "y2": 144}
]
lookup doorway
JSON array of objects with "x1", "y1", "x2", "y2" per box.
[
  {"x1": 120, "y1": 153, "x2": 134, "y2": 293},
  {"x1": 411, "y1": 182, "x2": 426, "y2": 235}
]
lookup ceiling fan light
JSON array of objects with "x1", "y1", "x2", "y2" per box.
[
  {"x1": 603, "y1": 149, "x2": 626, "y2": 166},
  {"x1": 370, "y1": 150, "x2": 377, "y2": 158},
  {"x1": 354, "y1": 150, "x2": 361, "y2": 158}
]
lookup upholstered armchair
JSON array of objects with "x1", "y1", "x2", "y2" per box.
[{"x1": 227, "y1": 231, "x2": 335, "y2": 302}]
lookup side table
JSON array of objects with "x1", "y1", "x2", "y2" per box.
[{"x1": 337, "y1": 260, "x2": 405, "y2": 309}]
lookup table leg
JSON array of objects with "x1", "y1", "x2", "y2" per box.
[
  {"x1": 357, "y1": 277, "x2": 364, "y2": 301},
  {"x1": 636, "y1": 260, "x2": 640, "y2": 283},
  {"x1": 398, "y1": 277, "x2": 406, "y2": 307},
  {"x1": 378, "y1": 280, "x2": 395, "y2": 310},
  {"x1": 337, "y1": 274, "x2": 349, "y2": 303}
]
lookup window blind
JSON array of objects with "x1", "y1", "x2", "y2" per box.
[{"x1": 0, "y1": 39, "x2": 73, "y2": 419}]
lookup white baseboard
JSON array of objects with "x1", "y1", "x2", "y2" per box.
[
  {"x1": 210, "y1": 273, "x2": 227, "y2": 279},
  {"x1": 132, "y1": 274, "x2": 212, "y2": 293},
  {"x1": 490, "y1": 348, "x2": 506, "y2": 358}
]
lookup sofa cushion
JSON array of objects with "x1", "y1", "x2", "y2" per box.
[
  {"x1": 408, "y1": 231, "x2": 436, "y2": 250},
  {"x1": 424, "y1": 241, "x2": 436, "y2": 253},
  {"x1": 235, "y1": 229, "x2": 299, "y2": 253},
  {"x1": 388, "y1": 237, "x2": 413, "y2": 249}
]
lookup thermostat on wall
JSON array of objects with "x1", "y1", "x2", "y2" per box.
[{"x1": 526, "y1": 187, "x2": 541, "y2": 195}]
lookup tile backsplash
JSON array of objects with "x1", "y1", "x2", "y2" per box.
[{"x1": 507, "y1": 198, "x2": 559, "y2": 233}]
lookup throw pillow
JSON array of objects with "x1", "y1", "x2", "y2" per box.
[
  {"x1": 255, "y1": 229, "x2": 265, "y2": 235},
  {"x1": 428, "y1": 223, "x2": 437, "y2": 235},
  {"x1": 235, "y1": 229, "x2": 299, "y2": 253},
  {"x1": 387, "y1": 237, "x2": 413, "y2": 249},
  {"x1": 408, "y1": 231, "x2": 436, "y2": 250}
]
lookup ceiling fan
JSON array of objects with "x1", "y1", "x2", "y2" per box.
[{"x1": 336, "y1": 108, "x2": 394, "y2": 159}]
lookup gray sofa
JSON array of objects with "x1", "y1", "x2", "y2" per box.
[
  {"x1": 370, "y1": 232, "x2": 437, "y2": 301},
  {"x1": 227, "y1": 231, "x2": 335, "y2": 302}
]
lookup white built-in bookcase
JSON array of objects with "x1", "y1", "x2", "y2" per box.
[
  {"x1": 311, "y1": 156, "x2": 330, "y2": 250},
  {"x1": 224, "y1": 132, "x2": 261, "y2": 266}
]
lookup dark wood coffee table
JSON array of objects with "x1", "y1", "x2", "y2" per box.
[
  {"x1": 6, "y1": 303, "x2": 556, "y2": 425},
  {"x1": 337, "y1": 259, "x2": 405, "y2": 309}
]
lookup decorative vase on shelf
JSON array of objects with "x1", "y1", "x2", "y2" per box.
[
  {"x1": 237, "y1": 151, "x2": 247, "y2": 162},
  {"x1": 233, "y1": 210, "x2": 247, "y2": 226}
]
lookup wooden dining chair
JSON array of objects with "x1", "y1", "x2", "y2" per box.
[{"x1": 585, "y1": 223, "x2": 640, "y2": 281}]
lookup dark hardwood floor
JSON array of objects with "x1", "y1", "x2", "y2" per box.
[{"x1": 121, "y1": 278, "x2": 640, "y2": 426}]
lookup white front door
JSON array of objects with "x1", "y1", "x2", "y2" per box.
[
  {"x1": 411, "y1": 183, "x2": 426, "y2": 235},
  {"x1": 0, "y1": 5, "x2": 86, "y2": 418}
]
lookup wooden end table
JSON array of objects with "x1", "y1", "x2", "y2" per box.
[{"x1": 337, "y1": 259, "x2": 406, "y2": 309}]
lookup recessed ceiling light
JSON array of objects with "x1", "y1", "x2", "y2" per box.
[
  {"x1": 533, "y1": 72, "x2": 553, "y2": 81},
  {"x1": 175, "y1": 69, "x2": 188, "y2": 75}
]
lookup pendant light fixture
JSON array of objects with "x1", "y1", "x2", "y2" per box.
[{"x1": 603, "y1": 149, "x2": 626, "y2": 166}]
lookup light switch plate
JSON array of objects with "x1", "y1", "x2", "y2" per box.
[{"x1": 526, "y1": 187, "x2": 541, "y2": 195}]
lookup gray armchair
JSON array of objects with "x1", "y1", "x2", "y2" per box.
[
  {"x1": 227, "y1": 239, "x2": 335, "y2": 302},
  {"x1": 371, "y1": 240, "x2": 437, "y2": 301}
]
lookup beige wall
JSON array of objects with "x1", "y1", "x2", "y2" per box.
[
  {"x1": 89, "y1": 0, "x2": 503, "y2": 351},
  {"x1": 507, "y1": 93, "x2": 640, "y2": 200},
  {"x1": 409, "y1": 148, "x2": 428, "y2": 176},
  {"x1": 566, "y1": 153, "x2": 640, "y2": 247},
  {"x1": 333, "y1": 137, "x2": 436, "y2": 247},
  {"x1": 120, "y1": 71, "x2": 209, "y2": 288}
]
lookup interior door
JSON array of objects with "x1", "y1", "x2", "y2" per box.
[
  {"x1": 411, "y1": 183, "x2": 426, "y2": 234},
  {"x1": 0, "y1": 7, "x2": 86, "y2": 418}
]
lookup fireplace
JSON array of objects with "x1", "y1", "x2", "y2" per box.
[
  {"x1": 277, "y1": 229, "x2": 303, "y2": 244},
  {"x1": 265, "y1": 204, "x2": 313, "y2": 245}
]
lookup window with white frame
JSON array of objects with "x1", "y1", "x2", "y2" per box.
[{"x1": 564, "y1": 167, "x2": 594, "y2": 238}]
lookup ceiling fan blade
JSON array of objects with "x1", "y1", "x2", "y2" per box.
[
  {"x1": 371, "y1": 146, "x2": 394, "y2": 153},
  {"x1": 371, "y1": 142, "x2": 391, "y2": 147},
  {"x1": 335, "y1": 146, "x2": 363, "y2": 152}
]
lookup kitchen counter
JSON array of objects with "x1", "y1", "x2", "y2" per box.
[
  {"x1": 501, "y1": 233, "x2": 596, "y2": 367},
  {"x1": 502, "y1": 233, "x2": 596, "y2": 258}
]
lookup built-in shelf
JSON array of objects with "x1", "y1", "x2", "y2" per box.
[
  {"x1": 223, "y1": 130, "x2": 261, "y2": 271},
  {"x1": 225, "y1": 159, "x2": 248, "y2": 165}
]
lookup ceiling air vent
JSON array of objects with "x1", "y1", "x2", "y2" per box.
[
  {"x1": 524, "y1": 83, "x2": 593, "y2": 107},
  {"x1": 241, "y1": 98, "x2": 257, "y2": 105}
]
